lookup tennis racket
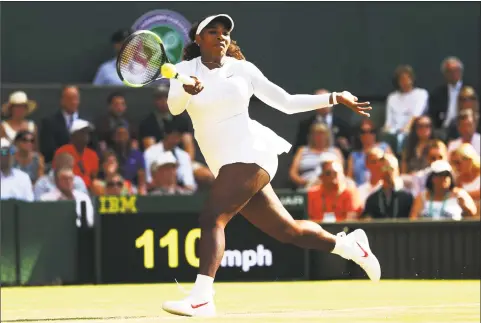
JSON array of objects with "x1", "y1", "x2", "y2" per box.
[{"x1": 116, "y1": 30, "x2": 195, "y2": 87}]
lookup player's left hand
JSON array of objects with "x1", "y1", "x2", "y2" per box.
[{"x1": 336, "y1": 91, "x2": 372, "y2": 117}]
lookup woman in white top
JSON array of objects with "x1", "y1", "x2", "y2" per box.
[
  {"x1": 383, "y1": 65, "x2": 428, "y2": 135},
  {"x1": 451, "y1": 143, "x2": 480, "y2": 217},
  {"x1": 409, "y1": 160, "x2": 476, "y2": 220},
  {"x1": 162, "y1": 14, "x2": 380, "y2": 317}
]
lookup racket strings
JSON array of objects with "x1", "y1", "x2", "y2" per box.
[{"x1": 118, "y1": 33, "x2": 167, "y2": 85}]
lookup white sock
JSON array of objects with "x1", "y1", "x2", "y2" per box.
[
  {"x1": 331, "y1": 235, "x2": 350, "y2": 259},
  {"x1": 191, "y1": 274, "x2": 214, "y2": 300}
]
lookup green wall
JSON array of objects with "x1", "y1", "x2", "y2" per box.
[{"x1": 1, "y1": 2, "x2": 479, "y2": 95}]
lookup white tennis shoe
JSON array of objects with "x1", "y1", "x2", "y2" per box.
[
  {"x1": 162, "y1": 295, "x2": 216, "y2": 317},
  {"x1": 338, "y1": 229, "x2": 381, "y2": 281}
]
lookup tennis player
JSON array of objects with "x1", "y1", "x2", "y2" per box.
[{"x1": 162, "y1": 14, "x2": 381, "y2": 317}]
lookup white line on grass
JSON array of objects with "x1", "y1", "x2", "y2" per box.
[{"x1": 9, "y1": 303, "x2": 480, "y2": 322}]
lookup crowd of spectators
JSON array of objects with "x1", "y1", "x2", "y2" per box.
[
  {"x1": 0, "y1": 28, "x2": 479, "y2": 225},
  {"x1": 299, "y1": 56, "x2": 480, "y2": 222}
]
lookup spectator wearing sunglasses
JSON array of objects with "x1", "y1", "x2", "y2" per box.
[
  {"x1": 53, "y1": 119, "x2": 99, "y2": 189},
  {"x1": 104, "y1": 173, "x2": 134, "y2": 196},
  {"x1": 346, "y1": 119, "x2": 392, "y2": 186},
  {"x1": 400, "y1": 115, "x2": 434, "y2": 174},
  {"x1": 362, "y1": 153, "x2": 412, "y2": 220},
  {"x1": 403, "y1": 139, "x2": 448, "y2": 197},
  {"x1": 1, "y1": 138, "x2": 34, "y2": 201},
  {"x1": 12, "y1": 130, "x2": 44, "y2": 183},
  {"x1": 92, "y1": 151, "x2": 135, "y2": 196},
  {"x1": 409, "y1": 160, "x2": 476, "y2": 220},
  {"x1": 447, "y1": 110, "x2": 480, "y2": 155},
  {"x1": 447, "y1": 86, "x2": 480, "y2": 141},
  {"x1": 447, "y1": 86, "x2": 481, "y2": 140},
  {"x1": 307, "y1": 153, "x2": 362, "y2": 223}
]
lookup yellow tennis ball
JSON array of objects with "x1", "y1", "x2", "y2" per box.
[{"x1": 161, "y1": 63, "x2": 177, "y2": 79}]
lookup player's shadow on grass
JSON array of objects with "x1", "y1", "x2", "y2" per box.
[{"x1": 3, "y1": 316, "x2": 150, "y2": 322}]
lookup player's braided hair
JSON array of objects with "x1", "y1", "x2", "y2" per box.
[{"x1": 183, "y1": 20, "x2": 245, "y2": 61}]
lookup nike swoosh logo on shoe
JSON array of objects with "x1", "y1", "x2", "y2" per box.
[
  {"x1": 191, "y1": 302, "x2": 209, "y2": 309},
  {"x1": 356, "y1": 242, "x2": 369, "y2": 258}
]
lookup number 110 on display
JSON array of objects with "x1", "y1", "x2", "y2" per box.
[{"x1": 135, "y1": 228, "x2": 201, "y2": 269}]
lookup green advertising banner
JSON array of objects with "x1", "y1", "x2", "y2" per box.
[{"x1": 0, "y1": 201, "x2": 79, "y2": 285}]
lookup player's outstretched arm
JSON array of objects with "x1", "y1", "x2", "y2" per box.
[
  {"x1": 167, "y1": 78, "x2": 192, "y2": 116},
  {"x1": 247, "y1": 62, "x2": 371, "y2": 117}
]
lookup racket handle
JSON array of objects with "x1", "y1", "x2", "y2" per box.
[{"x1": 176, "y1": 73, "x2": 195, "y2": 86}]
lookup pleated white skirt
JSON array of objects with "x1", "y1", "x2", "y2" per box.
[{"x1": 194, "y1": 113, "x2": 292, "y2": 181}]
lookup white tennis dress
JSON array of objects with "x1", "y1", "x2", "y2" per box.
[{"x1": 167, "y1": 57, "x2": 333, "y2": 180}]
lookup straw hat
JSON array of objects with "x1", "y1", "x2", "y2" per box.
[{"x1": 2, "y1": 91, "x2": 37, "y2": 116}]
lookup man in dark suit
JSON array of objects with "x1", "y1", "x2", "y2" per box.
[
  {"x1": 293, "y1": 89, "x2": 353, "y2": 157},
  {"x1": 427, "y1": 57, "x2": 471, "y2": 130},
  {"x1": 39, "y1": 85, "x2": 97, "y2": 164},
  {"x1": 40, "y1": 86, "x2": 82, "y2": 163}
]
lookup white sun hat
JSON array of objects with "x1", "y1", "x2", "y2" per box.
[{"x1": 2, "y1": 91, "x2": 37, "y2": 116}]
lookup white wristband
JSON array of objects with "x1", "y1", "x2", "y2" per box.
[{"x1": 332, "y1": 92, "x2": 338, "y2": 105}]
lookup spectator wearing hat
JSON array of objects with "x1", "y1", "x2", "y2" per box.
[
  {"x1": 34, "y1": 152, "x2": 87, "y2": 200},
  {"x1": 144, "y1": 119, "x2": 196, "y2": 192},
  {"x1": 94, "y1": 92, "x2": 138, "y2": 151},
  {"x1": 139, "y1": 84, "x2": 214, "y2": 186},
  {"x1": 93, "y1": 29, "x2": 132, "y2": 85},
  {"x1": 40, "y1": 167, "x2": 94, "y2": 228},
  {"x1": 0, "y1": 138, "x2": 34, "y2": 201},
  {"x1": 110, "y1": 122, "x2": 146, "y2": 194},
  {"x1": 1, "y1": 91, "x2": 38, "y2": 148},
  {"x1": 409, "y1": 160, "x2": 476, "y2": 220},
  {"x1": 12, "y1": 130, "x2": 44, "y2": 183},
  {"x1": 149, "y1": 151, "x2": 191, "y2": 196},
  {"x1": 39, "y1": 85, "x2": 93, "y2": 163},
  {"x1": 53, "y1": 119, "x2": 99, "y2": 189},
  {"x1": 361, "y1": 153, "x2": 412, "y2": 220},
  {"x1": 307, "y1": 153, "x2": 362, "y2": 223}
]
